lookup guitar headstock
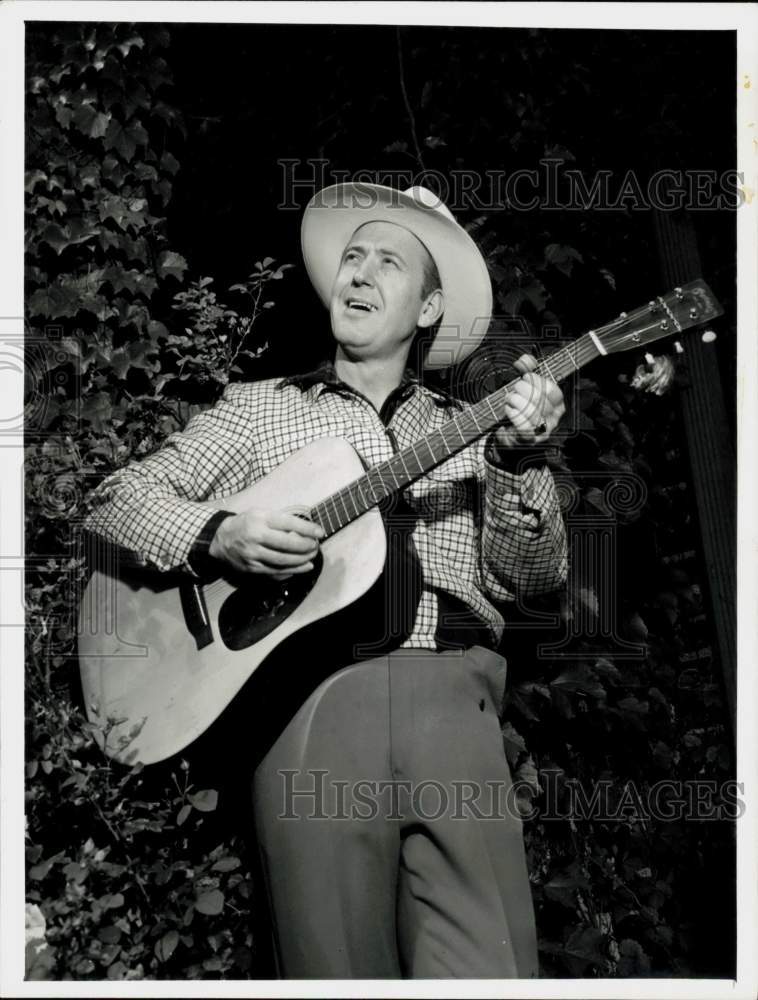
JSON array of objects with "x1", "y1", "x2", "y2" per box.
[{"x1": 596, "y1": 279, "x2": 723, "y2": 356}]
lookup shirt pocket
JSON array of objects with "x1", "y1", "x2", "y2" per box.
[{"x1": 256, "y1": 412, "x2": 350, "y2": 474}]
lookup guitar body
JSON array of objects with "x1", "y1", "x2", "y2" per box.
[{"x1": 78, "y1": 437, "x2": 387, "y2": 765}]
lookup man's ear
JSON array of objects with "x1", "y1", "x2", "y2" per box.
[{"x1": 418, "y1": 289, "x2": 444, "y2": 329}]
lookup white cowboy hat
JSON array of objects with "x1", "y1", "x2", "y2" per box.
[{"x1": 301, "y1": 183, "x2": 493, "y2": 369}]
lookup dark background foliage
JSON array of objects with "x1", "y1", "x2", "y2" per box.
[{"x1": 24, "y1": 21, "x2": 736, "y2": 980}]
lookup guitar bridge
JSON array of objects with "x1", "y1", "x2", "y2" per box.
[{"x1": 179, "y1": 581, "x2": 214, "y2": 650}]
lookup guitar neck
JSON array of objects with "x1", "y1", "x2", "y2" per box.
[
  {"x1": 307, "y1": 330, "x2": 603, "y2": 538},
  {"x1": 304, "y1": 278, "x2": 722, "y2": 537}
]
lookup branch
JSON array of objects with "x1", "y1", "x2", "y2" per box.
[{"x1": 395, "y1": 28, "x2": 426, "y2": 172}]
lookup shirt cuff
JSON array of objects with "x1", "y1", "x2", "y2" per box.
[
  {"x1": 187, "y1": 509, "x2": 236, "y2": 580},
  {"x1": 484, "y1": 432, "x2": 547, "y2": 476}
]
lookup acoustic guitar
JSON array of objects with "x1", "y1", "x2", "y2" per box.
[{"x1": 78, "y1": 280, "x2": 723, "y2": 764}]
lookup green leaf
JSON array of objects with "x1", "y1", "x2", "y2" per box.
[
  {"x1": 63, "y1": 861, "x2": 88, "y2": 884},
  {"x1": 107, "y1": 960, "x2": 128, "y2": 980},
  {"x1": 160, "y1": 151, "x2": 180, "y2": 175},
  {"x1": 154, "y1": 929, "x2": 179, "y2": 962},
  {"x1": 176, "y1": 803, "x2": 192, "y2": 826},
  {"x1": 523, "y1": 280, "x2": 549, "y2": 312},
  {"x1": 147, "y1": 320, "x2": 169, "y2": 342},
  {"x1": 101, "y1": 155, "x2": 125, "y2": 186},
  {"x1": 103, "y1": 116, "x2": 148, "y2": 162},
  {"x1": 544, "y1": 869, "x2": 587, "y2": 908},
  {"x1": 72, "y1": 104, "x2": 111, "y2": 139},
  {"x1": 81, "y1": 392, "x2": 113, "y2": 433},
  {"x1": 501, "y1": 721, "x2": 527, "y2": 767},
  {"x1": 593, "y1": 657, "x2": 623, "y2": 683},
  {"x1": 551, "y1": 664, "x2": 605, "y2": 699},
  {"x1": 37, "y1": 223, "x2": 71, "y2": 255},
  {"x1": 98, "y1": 925, "x2": 122, "y2": 944},
  {"x1": 652, "y1": 740, "x2": 674, "y2": 770},
  {"x1": 618, "y1": 937, "x2": 651, "y2": 976},
  {"x1": 624, "y1": 612, "x2": 648, "y2": 643},
  {"x1": 564, "y1": 925, "x2": 606, "y2": 971},
  {"x1": 188, "y1": 788, "x2": 218, "y2": 812},
  {"x1": 111, "y1": 339, "x2": 160, "y2": 380},
  {"x1": 544, "y1": 243, "x2": 584, "y2": 277},
  {"x1": 54, "y1": 105, "x2": 74, "y2": 130},
  {"x1": 25, "y1": 169, "x2": 47, "y2": 194},
  {"x1": 29, "y1": 858, "x2": 55, "y2": 880},
  {"x1": 618, "y1": 696, "x2": 649, "y2": 715},
  {"x1": 116, "y1": 32, "x2": 145, "y2": 58},
  {"x1": 211, "y1": 856, "x2": 241, "y2": 873},
  {"x1": 194, "y1": 889, "x2": 224, "y2": 916},
  {"x1": 158, "y1": 250, "x2": 188, "y2": 282}
]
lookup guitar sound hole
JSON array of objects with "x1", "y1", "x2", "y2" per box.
[{"x1": 217, "y1": 554, "x2": 323, "y2": 651}]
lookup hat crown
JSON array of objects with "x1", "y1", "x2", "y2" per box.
[{"x1": 402, "y1": 186, "x2": 457, "y2": 224}]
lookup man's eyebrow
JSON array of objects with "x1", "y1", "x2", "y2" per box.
[
  {"x1": 342, "y1": 242, "x2": 365, "y2": 256},
  {"x1": 342, "y1": 242, "x2": 407, "y2": 265}
]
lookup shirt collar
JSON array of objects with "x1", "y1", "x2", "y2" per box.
[{"x1": 277, "y1": 359, "x2": 460, "y2": 408}]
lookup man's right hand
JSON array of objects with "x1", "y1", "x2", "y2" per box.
[{"x1": 208, "y1": 509, "x2": 325, "y2": 579}]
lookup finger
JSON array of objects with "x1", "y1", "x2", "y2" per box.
[
  {"x1": 515, "y1": 373, "x2": 550, "y2": 399},
  {"x1": 266, "y1": 510, "x2": 325, "y2": 539},
  {"x1": 246, "y1": 546, "x2": 318, "y2": 568},
  {"x1": 505, "y1": 385, "x2": 544, "y2": 421},
  {"x1": 545, "y1": 381, "x2": 564, "y2": 406},
  {"x1": 503, "y1": 402, "x2": 539, "y2": 437},
  {"x1": 257, "y1": 526, "x2": 320, "y2": 554},
  {"x1": 513, "y1": 353, "x2": 538, "y2": 373}
]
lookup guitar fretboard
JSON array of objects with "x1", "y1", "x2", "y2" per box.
[{"x1": 307, "y1": 331, "x2": 603, "y2": 537}]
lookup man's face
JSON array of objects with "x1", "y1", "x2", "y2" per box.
[{"x1": 329, "y1": 220, "x2": 440, "y2": 363}]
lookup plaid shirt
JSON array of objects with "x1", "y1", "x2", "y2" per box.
[{"x1": 83, "y1": 363, "x2": 567, "y2": 650}]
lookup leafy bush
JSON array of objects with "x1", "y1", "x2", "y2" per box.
[
  {"x1": 25, "y1": 23, "x2": 289, "y2": 980},
  {"x1": 25, "y1": 693, "x2": 257, "y2": 979}
]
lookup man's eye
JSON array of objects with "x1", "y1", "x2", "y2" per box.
[{"x1": 382, "y1": 257, "x2": 398, "y2": 267}]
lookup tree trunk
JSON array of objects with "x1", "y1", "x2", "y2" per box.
[{"x1": 652, "y1": 207, "x2": 736, "y2": 731}]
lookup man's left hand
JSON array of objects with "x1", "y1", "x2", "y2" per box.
[{"x1": 493, "y1": 353, "x2": 566, "y2": 448}]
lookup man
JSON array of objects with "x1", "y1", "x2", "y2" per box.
[{"x1": 83, "y1": 184, "x2": 568, "y2": 979}]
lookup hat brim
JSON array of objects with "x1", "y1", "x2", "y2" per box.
[{"x1": 301, "y1": 183, "x2": 493, "y2": 369}]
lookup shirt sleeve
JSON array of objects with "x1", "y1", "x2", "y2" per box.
[
  {"x1": 81, "y1": 382, "x2": 257, "y2": 576},
  {"x1": 478, "y1": 432, "x2": 568, "y2": 601}
]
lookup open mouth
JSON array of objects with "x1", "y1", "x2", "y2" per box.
[{"x1": 345, "y1": 298, "x2": 378, "y2": 313}]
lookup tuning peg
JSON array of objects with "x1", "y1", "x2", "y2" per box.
[
  {"x1": 674, "y1": 341, "x2": 685, "y2": 354},
  {"x1": 701, "y1": 330, "x2": 717, "y2": 343}
]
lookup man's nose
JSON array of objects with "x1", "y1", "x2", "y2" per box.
[{"x1": 351, "y1": 257, "x2": 375, "y2": 285}]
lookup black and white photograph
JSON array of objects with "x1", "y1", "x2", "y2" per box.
[{"x1": 1, "y1": 2, "x2": 756, "y2": 996}]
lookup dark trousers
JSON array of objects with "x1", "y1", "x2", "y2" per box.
[{"x1": 252, "y1": 645, "x2": 538, "y2": 979}]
